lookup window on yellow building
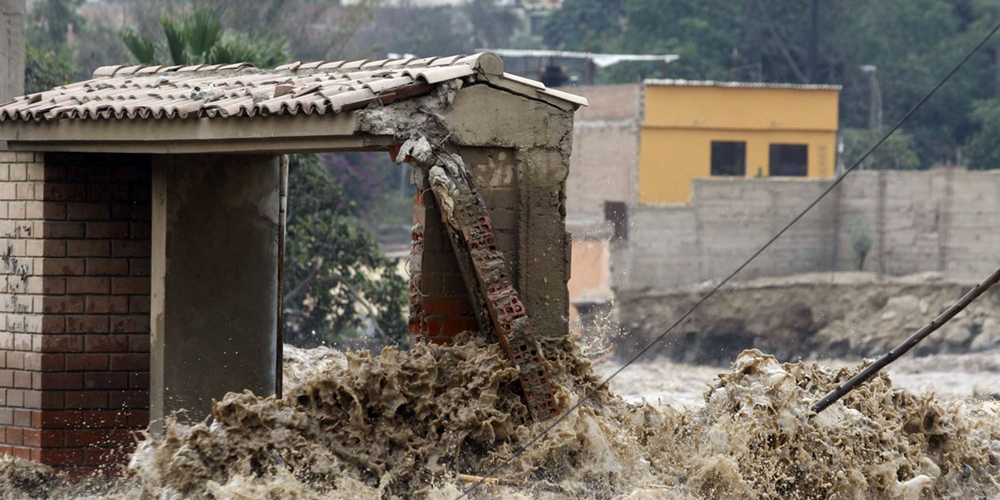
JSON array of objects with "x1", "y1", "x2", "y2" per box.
[
  {"x1": 769, "y1": 144, "x2": 808, "y2": 176},
  {"x1": 710, "y1": 141, "x2": 746, "y2": 176}
]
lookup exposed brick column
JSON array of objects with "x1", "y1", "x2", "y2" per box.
[
  {"x1": 409, "y1": 188, "x2": 478, "y2": 344},
  {"x1": 407, "y1": 147, "x2": 522, "y2": 345},
  {"x1": 0, "y1": 151, "x2": 151, "y2": 472}
]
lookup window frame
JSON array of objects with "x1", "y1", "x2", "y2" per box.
[
  {"x1": 710, "y1": 141, "x2": 748, "y2": 177},
  {"x1": 769, "y1": 143, "x2": 809, "y2": 177}
]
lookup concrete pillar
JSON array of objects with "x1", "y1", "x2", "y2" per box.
[
  {"x1": 150, "y1": 154, "x2": 281, "y2": 431},
  {"x1": 1, "y1": 0, "x2": 25, "y2": 103}
]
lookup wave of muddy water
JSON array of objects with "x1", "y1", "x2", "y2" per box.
[{"x1": 3, "y1": 335, "x2": 1000, "y2": 499}]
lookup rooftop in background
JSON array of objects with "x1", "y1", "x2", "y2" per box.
[
  {"x1": 341, "y1": 0, "x2": 562, "y2": 9},
  {"x1": 489, "y1": 49, "x2": 680, "y2": 67},
  {"x1": 484, "y1": 49, "x2": 680, "y2": 86},
  {"x1": 644, "y1": 79, "x2": 842, "y2": 91}
]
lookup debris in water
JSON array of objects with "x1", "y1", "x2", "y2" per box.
[{"x1": 0, "y1": 336, "x2": 998, "y2": 499}]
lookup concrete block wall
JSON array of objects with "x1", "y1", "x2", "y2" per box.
[
  {"x1": 0, "y1": 151, "x2": 150, "y2": 472},
  {"x1": 563, "y1": 84, "x2": 642, "y2": 222},
  {"x1": 617, "y1": 170, "x2": 1000, "y2": 292},
  {"x1": 835, "y1": 170, "x2": 1000, "y2": 280},
  {"x1": 618, "y1": 178, "x2": 837, "y2": 290},
  {"x1": 409, "y1": 147, "x2": 519, "y2": 343}
]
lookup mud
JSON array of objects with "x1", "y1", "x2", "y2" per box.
[
  {"x1": 0, "y1": 335, "x2": 998, "y2": 499},
  {"x1": 598, "y1": 350, "x2": 1000, "y2": 407},
  {"x1": 617, "y1": 272, "x2": 1000, "y2": 364}
]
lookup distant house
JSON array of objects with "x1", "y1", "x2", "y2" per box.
[
  {"x1": 559, "y1": 84, "x2": 644, "y2": 330},
  {"x1": 638, "y1": 80, "x2": 841, "y2": 204},
  {"x1": 559, "y1": 79, "x2": 840, "y2": 328}
]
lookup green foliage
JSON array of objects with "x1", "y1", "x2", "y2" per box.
[
  {"x1": 840, "y1": 128, "x2": 922, "y2": 170},
  {"x1": 121, "y1": 7, "x2": 287, "y2": 68},
  {"x1": 209, "y1": 32, "x2": 288, "y2": 68},
  {"x1": 543, "y1": 0, "x2": 625, "y2": 51},
  {"x1": 465, "y1": 0, "x2": 523, "y2": 49},
  {"x1": 24, "y1": 45, "x2": 78, "y2": 94},
  {"x1": 29, "y1": 0, "x2": 84, "y2": 46},
  {"x1": 182, "y1": 7, "x2": 223, "y2": 63},
  {"x1": 283, "y1": 155, "x2": 407, "y2": 348},
  {"x1": 161, "y1": 16, "x2": 192, "y2": 65},
  {"x1": 965, "y1": 100, "x2": 1000, "y2": 170},
  {"x1": 545, "y1": 0, "x2": 1000, "y2": 168},
  {"x1": 121, "y1": 29, "x2": 156, "y2": 65},
  {"x1": 850, "y1": 219, "x2": 873, "y2": 271},
  {"x1": 355, "y1": 1, "x2": 519, "y2": 60}
]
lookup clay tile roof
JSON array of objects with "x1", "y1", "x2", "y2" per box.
[{"x1": 0, "y1": 52, "x2": 590, "y2": 123}]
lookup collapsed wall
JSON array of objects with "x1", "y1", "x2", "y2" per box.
[{"x1": 356, "y1": 79, "x2": 578, "y2": 345}]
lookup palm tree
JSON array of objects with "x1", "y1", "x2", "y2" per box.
[{"x1": 121, "y1": 7, "x2": 287, "y2": 68}]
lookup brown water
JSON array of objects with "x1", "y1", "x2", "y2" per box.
[{"x1": 2, "y1": 335, "x2": 999, "y2": 499}]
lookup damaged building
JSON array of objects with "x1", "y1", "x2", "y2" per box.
[{"x1": 0, "y1": 52, "x2": 586, "y2": 471}]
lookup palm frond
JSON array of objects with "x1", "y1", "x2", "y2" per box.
[
  {"x1": 121, "y1": 28, "x2": 156, "y2": 65},
  {"x1": 160, "y1": 16, "x2": 189, "y2": 65},
  {"x1": 185, "y1": 7, "x2": 222, "y2": 63}
]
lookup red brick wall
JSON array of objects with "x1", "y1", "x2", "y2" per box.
[
  {"x1": 0, "y1": 151, "x2": 151, "y2": 472},
  {"x1": 408, "y1": 147, "x2": 519, "y2": 344},
  {"x1": 408, "y1": 189, "x2": 478, "y2": 344}
]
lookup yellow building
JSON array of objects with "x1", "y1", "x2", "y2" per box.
[{"x1": 638, "y1": 80, "x2": 841, "y2": 204}]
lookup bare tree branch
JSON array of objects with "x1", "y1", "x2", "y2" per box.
[{"x1": 283, "y1": 256, "x2": 325, "y2": 306}]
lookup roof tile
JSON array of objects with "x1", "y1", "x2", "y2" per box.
[
  {"x1": 0, "y1": 52, "x2": 587, "y2": 124},
  {"x1": 176, "y1": 64, "x2": 208, "y2": 73},
  {"x1": 93, "y1": 65, "x2": 124, "y2": 78},
  {"x1": 429, "y1": 55, "x2": 465, "y2": 67},
  {"x1": 317, "y1": 61, "x2": 347, "y2": 70},
  {"x1": 113, "y1": 65, "x2": 146, "y2": 77},
  {"x1": 338, "y1": 59, "x2": 371, "y2": 71},
  {"x1": 296, "y1": 61, "x2": 326, "y2": 71}
]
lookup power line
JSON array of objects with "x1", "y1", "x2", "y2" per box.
[{"x1": 457, "y1": 17, "x2": 1000, "y2": 500}]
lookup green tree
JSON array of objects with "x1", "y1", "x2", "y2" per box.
[
  {"x1": 24, "y1": 0, "x2": 83, "y2": 88},
  {"x1": 29, "y1": 0, "x2": 84, "y2": 46},
  {"x1": 121, "y1": 7, "x2": 287, "y2": 68},
  {"x1": 24, "y1": 45, "x2": 78, "y2": 94},
  {"x1": 840, "y1": 128, "x2": 922, "y2": 170},
  {"x1": 283, "y1": 155, "x2": 407, "y2": 347},
  {"x1": 466, "y1": 0, "x2": 521, "y2": 49},
  {"x1": 543, "y1": 0, "x2": 625, "y2": 52},
  {"x1": 965, "y1": 100, "x2": 1000, "y2": 169},
  {"x1": 544, "y1": 0, "x2": 998, "y2": 167}
]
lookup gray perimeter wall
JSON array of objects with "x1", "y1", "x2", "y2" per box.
[{"x1": 615, "y1": 170, "x2": 1000, "y2": 291}]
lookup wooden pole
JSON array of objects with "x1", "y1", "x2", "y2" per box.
[{"x1": 812, "y1": 266, "x2": 1000, "y2": 414}]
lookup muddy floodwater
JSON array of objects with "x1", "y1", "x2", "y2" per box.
[
  {"x1": 2, "y1": 337, "x2": 1000, "y2": 499},
  {"x1": 596, "y1": 351, "x2": 1000, "y2": 408}
]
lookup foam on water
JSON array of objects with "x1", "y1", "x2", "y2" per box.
[{"x1": 1, "y1": 335, "x2": 998, "y2": 499}]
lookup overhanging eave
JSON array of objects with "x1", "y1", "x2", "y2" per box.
[{"x1": 0, "y1": 111, "x2": 395, "y2": 154}]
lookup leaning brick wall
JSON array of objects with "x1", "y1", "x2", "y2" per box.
[
  {"x1": 0, "y1": 151, "x2": 151, "y2": 472},
  {"x1": 409, "y1": 147, "x2": 519, "y2": 343}
]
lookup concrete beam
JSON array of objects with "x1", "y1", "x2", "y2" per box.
[
  {"x1": 0, "y1": 0, "x2": 25, "y2": 105},
  {"x1": 0, "y1": 111, "x2": 394, "y2": 153},
  {"x1": 150, "y1": 154, "x2": 281, "y2": 431}
]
